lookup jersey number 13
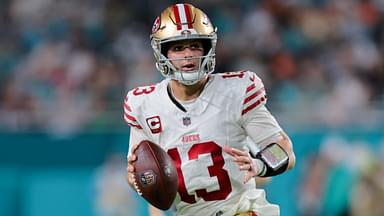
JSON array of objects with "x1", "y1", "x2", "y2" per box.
[{"x1": 168, "y1": 141, "x2": 232, "y2": 203}]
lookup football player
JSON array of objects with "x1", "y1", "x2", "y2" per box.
[{"x1": 125, "y1": 3, "x2": 296, "y2": 216}]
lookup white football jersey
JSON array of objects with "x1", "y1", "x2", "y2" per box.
[{"x1": 124, "y1": 71, "x2": 281, "y2": 216}]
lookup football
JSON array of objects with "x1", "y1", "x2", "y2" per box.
[{"x1": 132, "y1": 140, "x2": 178, "y2": 210}]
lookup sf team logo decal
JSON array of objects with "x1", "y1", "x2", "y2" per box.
[
  {"x1": 146, "y1": 116, "x2": 162, "y2": 134},
  {"x1": 152, "y1": 16, "x2": 161, "y2": 33},
  {"x1": 202, "y1": 14, "x2": 210, "y2": 25}
]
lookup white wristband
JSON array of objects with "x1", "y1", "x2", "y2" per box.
[{"x1": 253, "y1": 158, "x2": 267, "y2": 176}]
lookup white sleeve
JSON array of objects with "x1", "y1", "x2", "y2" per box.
[
  {"x1": 127, "y1": 127, "x2": 151, "y2": 158},
  {"x1": 242, "y1": 105, "x2": 282, "y2": 147}
]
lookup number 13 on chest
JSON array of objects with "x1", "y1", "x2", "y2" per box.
[{"x1": 167, "y1": 141, "x2": 232, "y2": 203}]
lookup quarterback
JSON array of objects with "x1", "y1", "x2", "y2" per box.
[{"x1": 125, "y1": 3, "x2": 296, "y2": 216}]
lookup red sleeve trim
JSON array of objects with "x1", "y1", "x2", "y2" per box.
[
  {"x1": 127, "y1": 122, "x2": 143, "y2": 129},
  {"x1": 124, "y1": 114, "x2": 143, "y2": 129},
  {"x1": 245, "y1": 83, "x2": 256, "y2": 93},
  {"x1": 243, "y1": 87, "x2": 265, "y2": 104},
  {"x1": 123, "y1": 94, "x2": 142, "y2": 129},
  {"x1": 241, "y1": 95, "x2": 267, "y2": 115},
  {"x1": 124, "y1": 113, "x2": 138, "y2": 122},
  {"x1": 124, "y1": 103, "x2": 132, "y2": 112}
]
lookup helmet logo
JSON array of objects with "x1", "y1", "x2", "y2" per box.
[
  {"x1": 202, "y1": 14, "x2": 210, "y2": 25},
  {"x1": 152, "y1": 16, "x2": 161, "y2": 33}
]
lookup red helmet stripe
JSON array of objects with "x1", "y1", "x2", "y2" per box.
[
  {"x1": 183, "y1": 4, "x2": 193, "y2": 29},
  {"x1": 172, "y1": 4, "x2": 182, "y2": 30}
]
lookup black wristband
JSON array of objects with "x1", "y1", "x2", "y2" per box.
[{"x1": 254, "y1": 143, "x2": 289, "y2": 177}]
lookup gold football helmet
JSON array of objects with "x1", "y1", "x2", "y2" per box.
[{"x1": 151, "y1": 3, "x2": 217, "y2": 85}]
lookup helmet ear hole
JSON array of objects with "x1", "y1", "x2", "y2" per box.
[
  {"x1": 163, "y1": 65, "x2": 169, "y2": 75},
  {"x1": 201, "y1": 39, "x2": 212, "y2": 55},
  {"x1": 161, "y1": 43, "x2": 171, "y2": 57}
]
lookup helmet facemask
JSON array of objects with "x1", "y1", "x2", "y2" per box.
[{"x1": 152, "y1": 36, "x2": 217, "y2": 85}]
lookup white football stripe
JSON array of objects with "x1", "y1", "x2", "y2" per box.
[{"x1": 176, "y1": 4, "x2": 188, "y2": 30}]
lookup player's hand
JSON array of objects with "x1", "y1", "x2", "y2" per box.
[
  {"x1": 223, "y1": 145, "x2": 258, "y2": 184},
  {"x1": 127, "y1": 144, "x2": 142, "y2": 195}
]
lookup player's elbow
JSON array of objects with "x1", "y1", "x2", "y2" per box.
[
  {"x1": 279, "y1": 131, "x2": 296, "y2": 170},
  {"x1": 287, "y1": 148, "x2": 296, "y2": 170}
]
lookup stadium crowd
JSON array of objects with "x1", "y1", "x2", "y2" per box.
[
  {"x1": 0, "y1": 1, "x2": 383, "y2": 215},
  {"x1": 0, "y1": 0, "x2": 383, "y2": 133}
]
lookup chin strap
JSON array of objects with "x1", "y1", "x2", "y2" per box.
[{"x1": 252, "y1": 143, "x2": 289, "y2": 177}]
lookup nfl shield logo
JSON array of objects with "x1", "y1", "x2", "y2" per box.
[
  {"x1": 182, "y1": 117, "x2": 191, "y2": 126},
  {"x1": 140, "y1": 170, "x2": 156, "y2": 186}
]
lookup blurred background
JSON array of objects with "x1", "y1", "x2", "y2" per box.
[{"x1": 0, "y1": 0, "x2": 383, "y2": 215}]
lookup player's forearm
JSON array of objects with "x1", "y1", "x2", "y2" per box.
[
  {"x1": 276, "y1": 131, "x2": 295, "y2": 169},
  {"x1": 254, "y1": 131, "x2": 296, "y2": 170},
  {"x1": 249, "y1": 131, "x2": 295, "y2": 177}
]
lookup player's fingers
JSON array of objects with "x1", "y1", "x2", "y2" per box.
[
  {"x1": 223, "y1": 145, "x2": 236, "y2": 157},
  {"x1": 127, "y1": 173, "x2": 135, "y2": 186},
  {"x1": 127, "y1": 164, "x2": 135, "y2": 172},
  {"x1": 234, "y1": 155, "x2": 251, "y2": 163},
  {"x1": 127, "y1": 172, "x2": 134, "y2": 183},
  {"x1": 239, "y1": 163, "x2": 251, "y2": 171},
  {"x1": 125, "y1": 172, "x2": 130, "y2": 183},
  {"x1": 229, "y1": 147, "x2": 248, "y2": 156},
  {"x1": 234, "y1": 160, "x2": 244, "y2": 167},
  {"x1": 233, "y1": 156, "x2": 251, "y2": 169},
  {"x1": 132, "y1": 143, "x2": 140, "y2": 151},
  {"x1": 127, "y1": 154, "x2": 137, "y2": 162},
  {"x1": 223, "y1": 146, "x2": 248, "y2": 158}
]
